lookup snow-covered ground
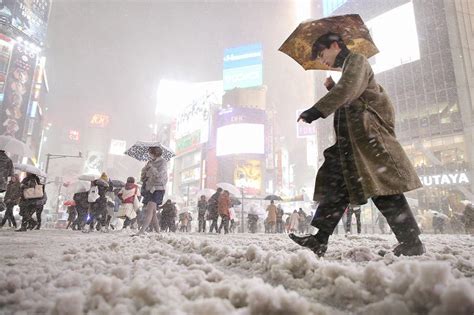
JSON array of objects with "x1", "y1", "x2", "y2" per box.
[{"x1": 0, "y1": 229, "x2": 473, "y2": 315}]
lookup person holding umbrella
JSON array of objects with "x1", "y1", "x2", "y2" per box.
[
  {"x1": 282, "y1": 17, "x2": 424, "y2": 257},
  {"x1": 134, "y1": 146, "x2": 167, "y2": 236}
]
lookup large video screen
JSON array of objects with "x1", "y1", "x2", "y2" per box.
[
  {"x1": 366, "y1": 2, "x2": 420, "y2": 74},
  {"x1": 216, "y1": 123, "x2": 264, "y2": 156}
]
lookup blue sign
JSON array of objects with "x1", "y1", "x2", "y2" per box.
[
  {"x1": 323, "y1": 0, "x2": 348, "y2": 16},
  {"x1": 223, "y1": 43, "x2": 262, "y2": 90}
]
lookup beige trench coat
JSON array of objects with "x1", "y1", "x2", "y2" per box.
[{"x1": 312, "y1": 53, "x2": 422, "y2": 205}]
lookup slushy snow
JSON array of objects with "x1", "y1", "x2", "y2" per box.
[{"x1": 0, "y1": 230, "x2": 473, "y2": 314}]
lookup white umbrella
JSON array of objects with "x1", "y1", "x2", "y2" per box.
[
  {"x1": 0, "y1": 136, "x2": 33, "y2": 157},
  {"x1": 66, "y1": 180, "x2": 91, "y2": 193},
  {"x1": 196, "y1": 188, "x2": 216, "y2": 199},
  {"x1": 13, "y1": 163, "x2": 47, "y2": 178},
  {"x1": 78, "y1": 174, "x2": 96, "y2": 181},
  {"x1": 216, "y1": 182, "x2": 242, "y2": 198}
]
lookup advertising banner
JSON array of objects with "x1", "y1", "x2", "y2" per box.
[
  {"x1": 109, "y1": 139, "x2": 126, "y2": 156},
  {"x1": 223, "y1": 43, "x2": 262, "y2": 90},
  {"x1": 1, "y1": 0, "x2": 51, "y2": 45},
  {"x1": 233, "y1": 159, "x2": 262, "y2": 195},
  {"x1": 175, "y1": 130, "x2": 201, "y2": 156},
  {"x1": 216, "y1": 107, "x2": 266, "y2": 156},
  {"x1": 175, "y1": 81, "x2": 222, "y2": 143},
  {"x1": 0, "y1": 40, "x2": 37, "y2": 138},
  {"x1": 83, "y1": 151, "x2": 104, "y2": 176},
  {"x1": 0, "y1": 34, "x2": 13, "y2": 105}
]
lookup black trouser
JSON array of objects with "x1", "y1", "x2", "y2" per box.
[
  {"x1": 1, "y1": 203, "x2": 17, "y2": 227},
  {"x1": 20, "y1": 205, "x2": 36, "y2": 230},
  {"x1": 198, "y1": 215, "x2": 206, "y2": 232},
  {"x1": 73, "y1": 206, "x2": 87, "y2": 230},
  {"x1": 218, "y1": 215, "x2": 229, "y2": 234},
  {"x1": 35, "y1": 206, "x2": 44, "y2": 229},
  {"x1": 276, "y1": 220, "x2": 283, "y2": 233},
  {"x1": 345, "y1": 209, "x2": 361, "y2": 234},
  {"x1": 311, "y1": 170, "x2": 420, "y2": 244},
  {"x1": 209, "y1": 218, "x2": 218, "y2": 233}
]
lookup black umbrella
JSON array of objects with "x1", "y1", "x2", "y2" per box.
[
  {"x1": 111, "y1": 179, "x2": 125, "y2": 188},
  {"x1": 264, "y1": 194, "x2": 283, "y2": 201},
  {"x1": 231, "y1": 197, "x2": 241, "y2": 206}
]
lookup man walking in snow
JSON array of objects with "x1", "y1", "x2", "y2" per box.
[{"x1": 291, "y1": 33, "x2": 424, "y2": 257}]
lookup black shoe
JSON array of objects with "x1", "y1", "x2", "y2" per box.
[
  {"x1": 15, "y1": 228, "x2": 27, "y2": 232},
  {"x1": 393, "y1": 238, "x2": 425, "y2": 257},
  {"x1": 289, "y1": 233, "x2": 328, "y2": 257},
  {"x1": 29, "y1": 221, "x2": 37, "y2": 230}
]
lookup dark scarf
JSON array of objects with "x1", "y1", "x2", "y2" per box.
[{"x1": 333, "y1": 47, "x2": 350, "y2": 68}]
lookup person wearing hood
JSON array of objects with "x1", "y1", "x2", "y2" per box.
[
  {"x1": 217, "y1": 190, "x2": 231, "y2": 234},
  {"x1": 207, "y1": 188, "x2": 222, "y2": 233},
  {"x1": 290, "y1": 32, "x2": 424, "y2": 257},
  {"x1": 197, "y1": 195, "x2": 207, "y2": 233},
  {"x1": 0, "y1": 174, "x2": 20, "y2": 229},
  {"x1": 72, "y1": 191, "x2": 89, "y2": 230},
  {"x1": 17, "y1": 172, "x2": 42, "y2": 231},
  {"x1": 266, "y1": 200, "x2": 277, "y2": 233},
  {"x1": 160, "y1": 199, "x2": 177, "y2": 232},
  {"x1": 85, "y1": 173, "x2": 110, "y2": 232},
  {"x1": 115, "y1": 177, "x2": 140, "y2": 230}
]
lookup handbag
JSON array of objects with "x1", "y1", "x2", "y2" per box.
[
  {"x1": 23, "y1": 184, "x2": 44, "y2": 200},
  {"x1": 133, "y1": 194, "x2": 141, "y2": 210},
  {"x1": 88, "y1": 186, "x2": 100, "y2": 203}
]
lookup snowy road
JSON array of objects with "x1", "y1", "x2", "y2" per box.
[{"x1": 0, "y1": 230, "x2": 473, "y2": 314}]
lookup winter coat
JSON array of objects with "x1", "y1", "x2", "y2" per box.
[
  {"x1": 141, "y1": 157, "x2": 168, "y2": 193},
  {"x1": 4, "y1": 180, "x2": 21, "y2": 205},
  {"x1": 311, "y1": 53, "x2": 422, "y2": 205},
  {"x1": 118, "y1": 183, "x2": 140, "y2": 204},
  {"x1": 276, "y1": 207, "x2": 284, "y2": 221},
  {"x1": 161, "y1": 202, "x2": 177, "y2": 220},
  {"x1": 19, "y1": 174, "x2": 42, "y2": 208},
  {"x1": 289, "y1": 212, "x2": 299, "y2": 231},
  {"x1": 197, "y1": 200, "x2": 207, "y2": 218},
  {"x1": 73, "y1": 191, "x2": 89, "y2": 210},
  {"x1": 0, "y1": 151, "x2": 14, "y2": 192},
  {"x1": 207, "y1": 192, "x2": 220, "y2": 220},
  {"x1": 218, "y1": 194, "x2": 231, "y2": 218},
  {"x1": 266, "y1": 204, "x2": 277, "y2": 223}
]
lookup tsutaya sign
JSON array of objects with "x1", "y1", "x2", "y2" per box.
[{"x1": 419, "y1": 172, "x2": 470, "y2": 186}]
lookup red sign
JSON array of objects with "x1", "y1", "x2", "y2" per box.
[
  {"x1": 68, "y1": 130, "x2": 80, "y2": 141},
  {"x1": 90, "y1": 114, "x2": 110, "y2": 128}
]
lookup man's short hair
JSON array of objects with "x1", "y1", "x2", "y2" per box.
[{"x1": 311, "y1": 32, "x2": 347, "y2": 60}]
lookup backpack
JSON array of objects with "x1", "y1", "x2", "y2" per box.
[{"x1": 88, "y1": 186, "x2": 100, "y2": 203}]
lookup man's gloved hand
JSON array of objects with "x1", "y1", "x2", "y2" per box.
[{"x1": 297, "y1": 107, "x2": 322, "y2": 124}]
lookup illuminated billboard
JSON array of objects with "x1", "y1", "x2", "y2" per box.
[
  {"x1": 323, "y1": 0, "x2": 348, "y2": 17},
  {"x1": 223, "y1": 43, "x2": 263, "y2": 91},
  {"x1": 90, "y1": 114, "x2": 110, "y2": 128},
  {"x1": 0, "y1": 0, "x2": 51, "y2": 45},
  {"x1": 216, "y1": 107, "x2": 265, "y2": 157},
  {"x1": 234, "y1": 160, "x2": 262, "y2": 195},
  {"x1": 109, "y1": 139, "x2": 126, "y2": 156},
  {"x1": 366, "y1": 2, "x2": 420, "y2": 74},
  {"x1": 175, "y1": 80, "x2": 223, "y2": 144}
]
